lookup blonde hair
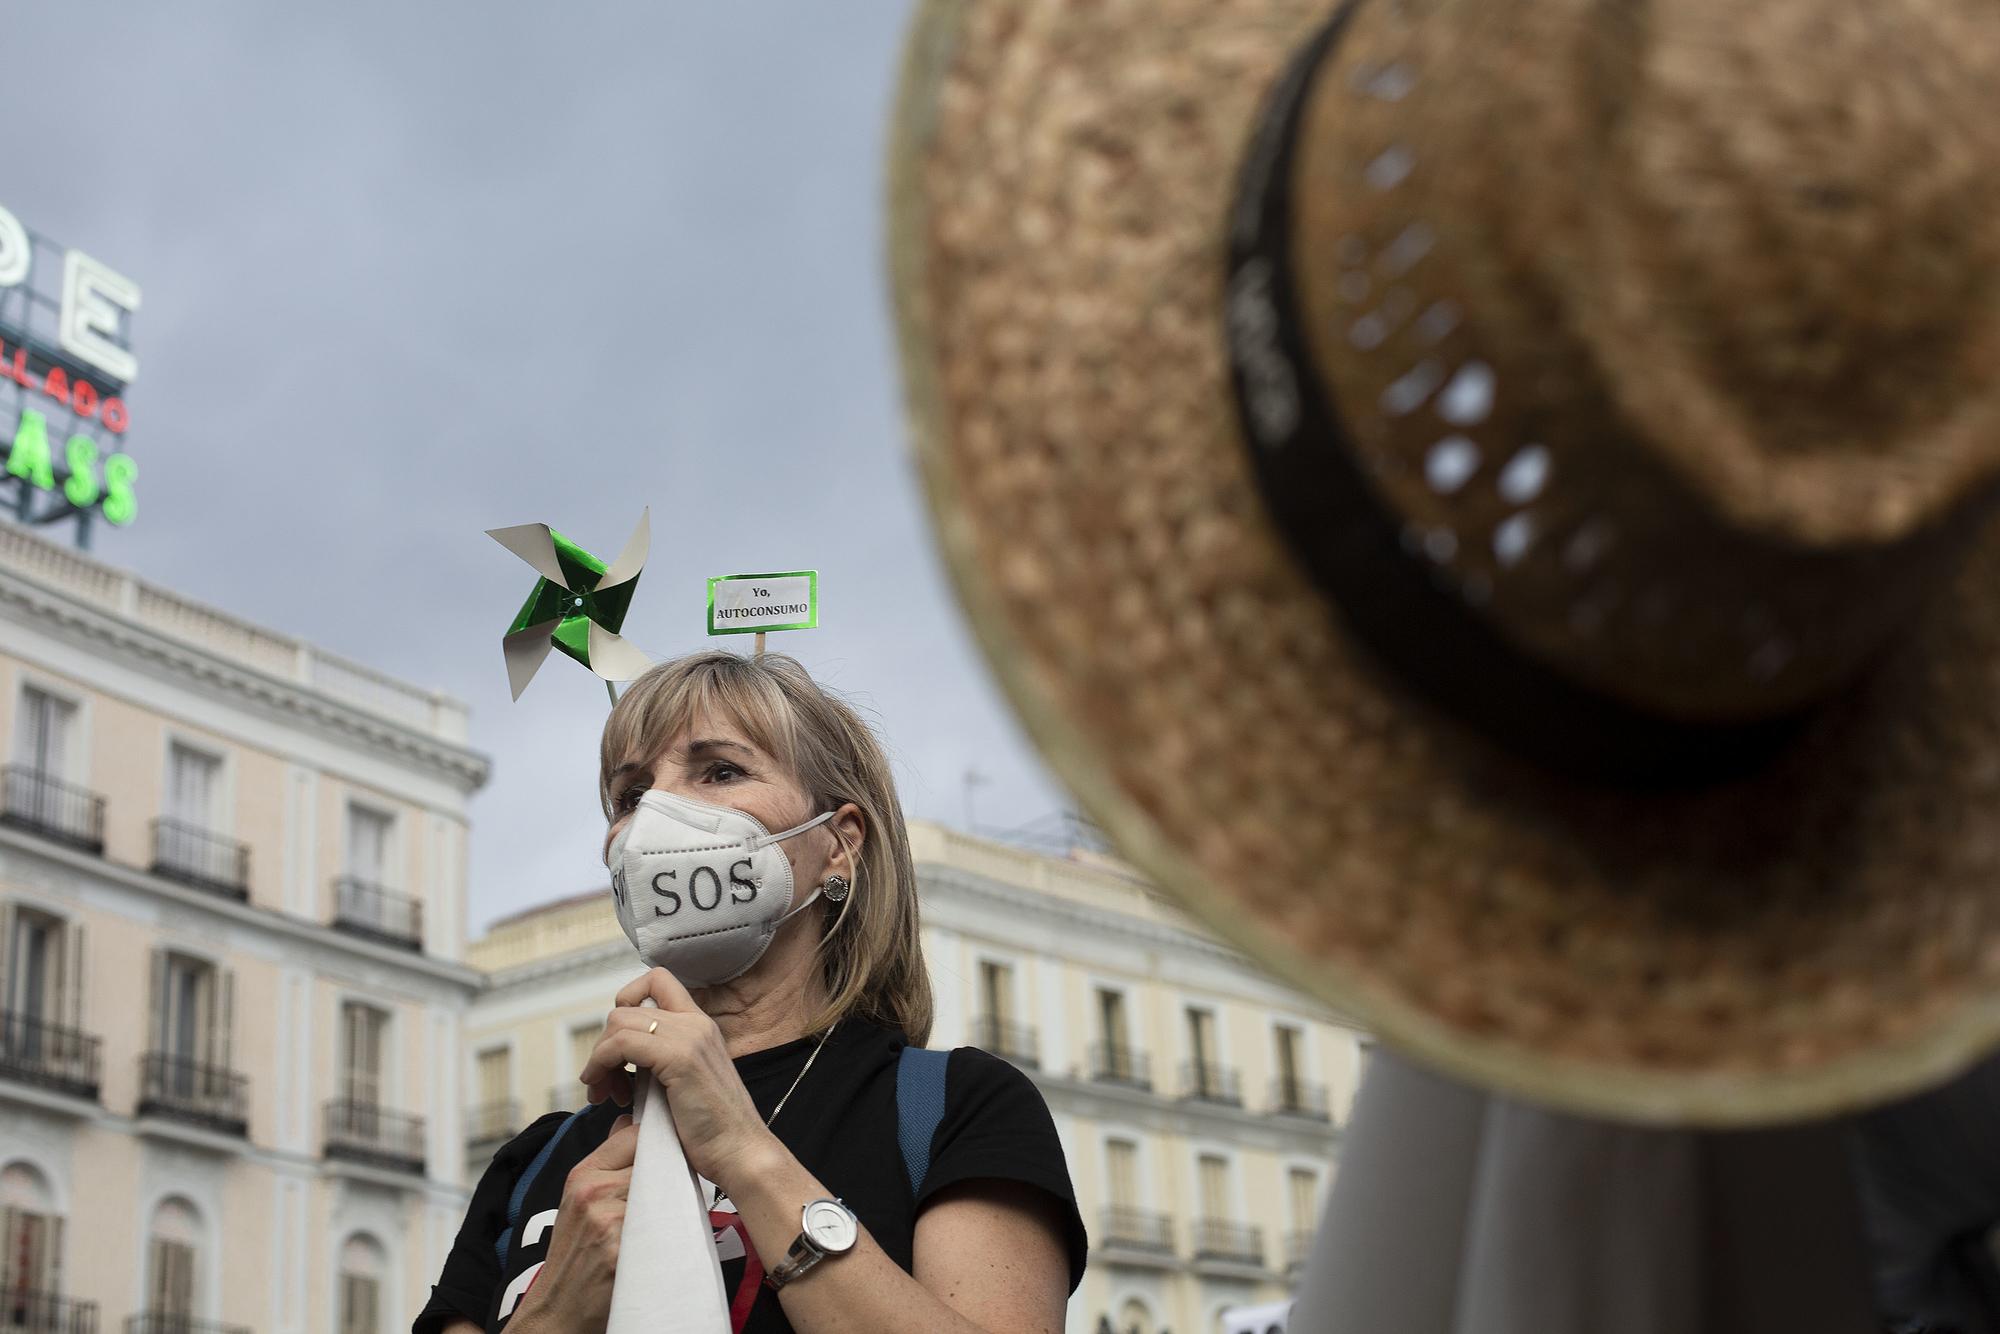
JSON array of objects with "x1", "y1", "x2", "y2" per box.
[{"x1": 598, "y1": 651, "x2": 932, "y2": 1045}]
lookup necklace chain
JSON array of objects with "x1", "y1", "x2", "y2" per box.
[{"x1": 765, "y1": 1021, "x2": 836, "y2": 1130}]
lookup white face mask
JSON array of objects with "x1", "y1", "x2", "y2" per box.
[{"x1": 605, "y1": 789, "x2": 838, "y2": 986}]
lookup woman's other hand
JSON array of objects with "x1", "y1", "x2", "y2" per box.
[
  {"x1": 510, "y1": 1116, "x2": 635, "y2": 1334},
  {"x1": 579, "y1": 967, "x2": 784, "y2": 1194}
]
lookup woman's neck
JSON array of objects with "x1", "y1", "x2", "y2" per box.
[{"x1": 690, "y1": 931, "x2": 825, "y2": 1058}]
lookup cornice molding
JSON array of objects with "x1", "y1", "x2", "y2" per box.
[
  {"x1": 918, "y1": 864, "x2": 1355, "y2": 1021},
  {"x1": 0, "y1": 569, "x2": 490, "y2": 792},
  {"x1": 0, "y1": 826, "x2": 485, "y2": 996}
]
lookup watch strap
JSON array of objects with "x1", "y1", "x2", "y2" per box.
[{"x1": 763, "y1": 1234, "x2": 826, "y2": 1291}]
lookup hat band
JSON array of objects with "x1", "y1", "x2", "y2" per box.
[{"x1": 1222, "y1": 0, "x2": 1806, "y2": 786}]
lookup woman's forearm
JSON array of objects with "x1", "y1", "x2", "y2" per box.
[{"x1": 724, "y1": 1142, "x2": 1004, "y2": 1334}]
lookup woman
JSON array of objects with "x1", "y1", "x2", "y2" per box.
[{"x1": 415, "y1": 652, "x2": 1086, "y2": 1334}]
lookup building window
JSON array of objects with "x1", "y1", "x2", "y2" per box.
[
  {"x1": 10, "y1": 688, "x2": 77, "y2": 779},
  {"x1": 141, "y1": 954, "x2": 243, "y2": 1133},
  {"x1": 972, "y1": 960, "x2": 1037, "y2": 1067},
  {"x1": 1274, "y1": 1023, "x2": 1303, "y2": 1090},
  {"x1": 1182, "y1": 1005, "x2": 1238, "y2": 1103},
  {"x1": 0, "y1": 906, "x2": 90, "y2": 1092},
  {"x1": 340, "y1": 1002, "x2": 388, "y2": 1107},
  {"x1": 1197, "y1": 1152, "x2": 1230, "y2": 1222},
  {"x1": 1105, "y1": 1138, "x2": 1138, "y2": 1210},
  {"x1": 3, "y1": 907, "x2": 83, "y2": 1026},
  {"x1": 149, "y1": 952, "x2": 231, "y2": 1069},
  {"x1": 979, "y1": 960, "x2": 1013, "y2": 1026},
  {"x1": 1089, "y1": 987, "x2": 1146, "y2": 1086},
  {"x1": 145, "y1": 1197, "x2": 202, "y2": 1320},
  {"x1": 1117, "y1": 1297, "x2": 1153, "y2": 1334},
  {"x1": 471, "y1": 1047, "x2": 515, "y2": 1147},
  {"x1": 1287, "y1": 1167, "x2": 1320, "y2": 1270},
  {"x1": 345, "y1": 804, "x2": 393, "y2": 883},
  {"x1": 164, "y1": 743, "x2": 221, "y2": 831},
  {"x1": 338, "y1": 1233, "x2": 386, "y2": 1334},
  {"x1": 3, "y1": 689, "x2": 100, "y2": 849},
  {"x1": 0, "y1": 1162, "x2": 62, "y2": 1301}
]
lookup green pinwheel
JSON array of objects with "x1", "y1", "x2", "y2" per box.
[{"x1": 488, "y1": 509, "x2": 653, "y2": 700}]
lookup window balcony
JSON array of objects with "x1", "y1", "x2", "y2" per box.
[
  {"x1": 0, "y1": 766, "x2": 105, "y2": 855},
  {"x1": 149, "y1": 819, "x2": 249, "y2": 901},
  {"x1": 1284, "y1": 1228, "x2": 1316, "y2": 1274},
  {"x1": 1192, "y1": 1218, "x2": 1265, "y2": 1267},
  {"x1": 1099, "y1": 1205, "x2": 1175, "y2": 1254},
  {"x1": 1268, "y1": 1075, "x2": 1331, "y2": 1121},
  {"x1": 324, "y1": 1098, "x2": 426, "y2": 1176},
  {"x1": 136, "y1": 1053, "x2": 249, "y2": 1138},
  {"x1": 1178, "y1": 1060, "x2": 1243, "y2": 1106},
  {"x1": 0, "y1": 1289, "x2": 99, "y2": 1334},
  {"x1": 0, "y1": 1011, "x2": 101, "y2": 1102},
  {"x1": 124, "y1": 1315, "x2": 249, "y2": 1334},
  {"x1": 331, "y1": 876, "x2": 424, "y2": 952},
  {"x1": 1087, "y1": 1043, "x2": 1152, "y2": 1091},
  {"x1": 466, "y1": 1098, "x2": 521, "y2": 1155},
  {"x1": 969, "y1": 1015, "x2": 1039, "y2": 1069}
]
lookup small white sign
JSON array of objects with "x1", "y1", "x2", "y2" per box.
[{"x1": 707, "y1": 571, "x2": 818, "y2": 635}]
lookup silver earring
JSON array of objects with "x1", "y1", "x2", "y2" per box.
[{"x1": 823, "y1": 874, "x2": 850, "y2": 903}]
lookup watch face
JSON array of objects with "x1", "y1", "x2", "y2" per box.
[{"x1": 802, "y1": 1199, "x2": 857, "y2": 1253}]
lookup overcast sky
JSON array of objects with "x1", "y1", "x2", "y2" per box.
[{"x1": 1, "y1": 3, "x2": 1076, "y2": 930}]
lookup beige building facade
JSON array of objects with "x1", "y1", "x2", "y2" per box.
[
  {"x1": 0, "y1": 521, "x2": 489, "y2": 1334},
  {"x1": 464, "y1": 821, "x2": 1359, "y2": 1334}
]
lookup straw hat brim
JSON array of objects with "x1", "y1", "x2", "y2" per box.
[{"x1": 889, "y1": 0, "x2": 2000, "y2": 1125}]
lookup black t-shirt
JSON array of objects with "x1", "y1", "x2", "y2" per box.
[{"x1": 413, "y1": 1021, "x2": 1087, "y2": 1334}]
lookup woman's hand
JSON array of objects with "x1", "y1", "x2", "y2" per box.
[
  {"x1": 578, "y1": 967, "x2": 784, "y2": 1195},
  {"x1": 510, "y1": 1116, "x2": 635, "y2": 1334}
]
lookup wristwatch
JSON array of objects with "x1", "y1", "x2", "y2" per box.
[{"x1": 764, "y1": 1197, "x2": 859, "y2": 1290}]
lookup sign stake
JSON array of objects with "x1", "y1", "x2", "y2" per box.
[{"x1": 754, "y1": 631, "x2": 767, "y2": 660}]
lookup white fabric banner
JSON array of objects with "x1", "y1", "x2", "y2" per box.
[{"x1": 605, "y1": 1022, "x2": 731, "y2": 1334}]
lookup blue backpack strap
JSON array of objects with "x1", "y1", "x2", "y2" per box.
[
  {"x1": 896, "y1": 1045, "x2": 951, "y2": 1199},
  {"x1": 494, "y1": 1108, "x2": 586, "y2": 1266}
]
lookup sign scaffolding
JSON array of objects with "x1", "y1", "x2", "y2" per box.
[{"x1": 0, "y1": 202, "x2": 141, "y2": 549}]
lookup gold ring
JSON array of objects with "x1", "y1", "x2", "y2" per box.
[{"x1": 647, "y1": 1019, "x2": 659, "y2": 1034}]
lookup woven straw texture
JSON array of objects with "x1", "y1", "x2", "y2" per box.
[{"x1": 889, "y1": 0, "x2": 2000, "y2": 1124}]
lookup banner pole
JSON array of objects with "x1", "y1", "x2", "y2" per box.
[{"x1": 754, "y1": 632, "x2": 767, "y2": 660}]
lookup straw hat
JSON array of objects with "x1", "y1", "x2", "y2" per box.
[{"x1": 889, "y1": 0, "x2": 2000, "y2": 1124}]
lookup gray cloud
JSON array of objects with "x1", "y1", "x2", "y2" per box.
[{"x1": 2, "y1": 2, "x2": 1071, "y2": 928}]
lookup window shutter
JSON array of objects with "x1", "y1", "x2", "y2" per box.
[
  {"x1": 0, "y1": 902, "x2": 15, "y2": 1016},
  {"x1": 215, "y1": 969, "x2": 236, "y2": 1071},
  {"x1": 64, "y1": 922, "x2": 85, "y2": 1030},
  {"x1": 148, "y1": 950, "x2": 168, "y2": 1053}
]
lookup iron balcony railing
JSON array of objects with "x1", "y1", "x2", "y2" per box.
[
  {"x1": 1099, "y1": 1206, "x2": 1175, "y2": 1253},
  {"x1": 466, "y1": 1098, "x2": 521, "y2": 1150},
  {"x1": 1284, "y1": 1228, "x2": 1315, "y2": 1272},
  {"x1": 1179, "y1": 1060, "x2": 1243, "y2": 1106},
  {"x1": 1087, "y1": 1043, "x2": 1152, "y2": 1090},
  {"x1": 324, "y1": 1098, "x2": 426, "y2": 1175},
  {"x1": 149, "y1": 819, "x2": 249, "y2": 900},
  {"x1": 136, "y1": 1052, "x2": 249, "y2": 1138},
  {"x1": 0, "y1": 1290, "x2": 99, "y2": 1334},
  {"x1": 331, "y1": 876, "x2": 424, "y2": 951},
  {"x1": 1193, "y1": 1218, "x2": 1265, "y2": 1266},
  {"x1": 969, "y1": 1014, "x2": 1040, "y2": 1069},
  {"x1": 123, "y1": 1315, "x2": 249, "y2": 1334},
  {"x1": 1268, "y1": 1076, "x2": 1332, "y2": 1120},
  {"x1": 0, "y1": 1010, "x2": 102, "y2": 1101},
  {"x1": 0, "y1": 767, "x2": 105, "y2": 855}
]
